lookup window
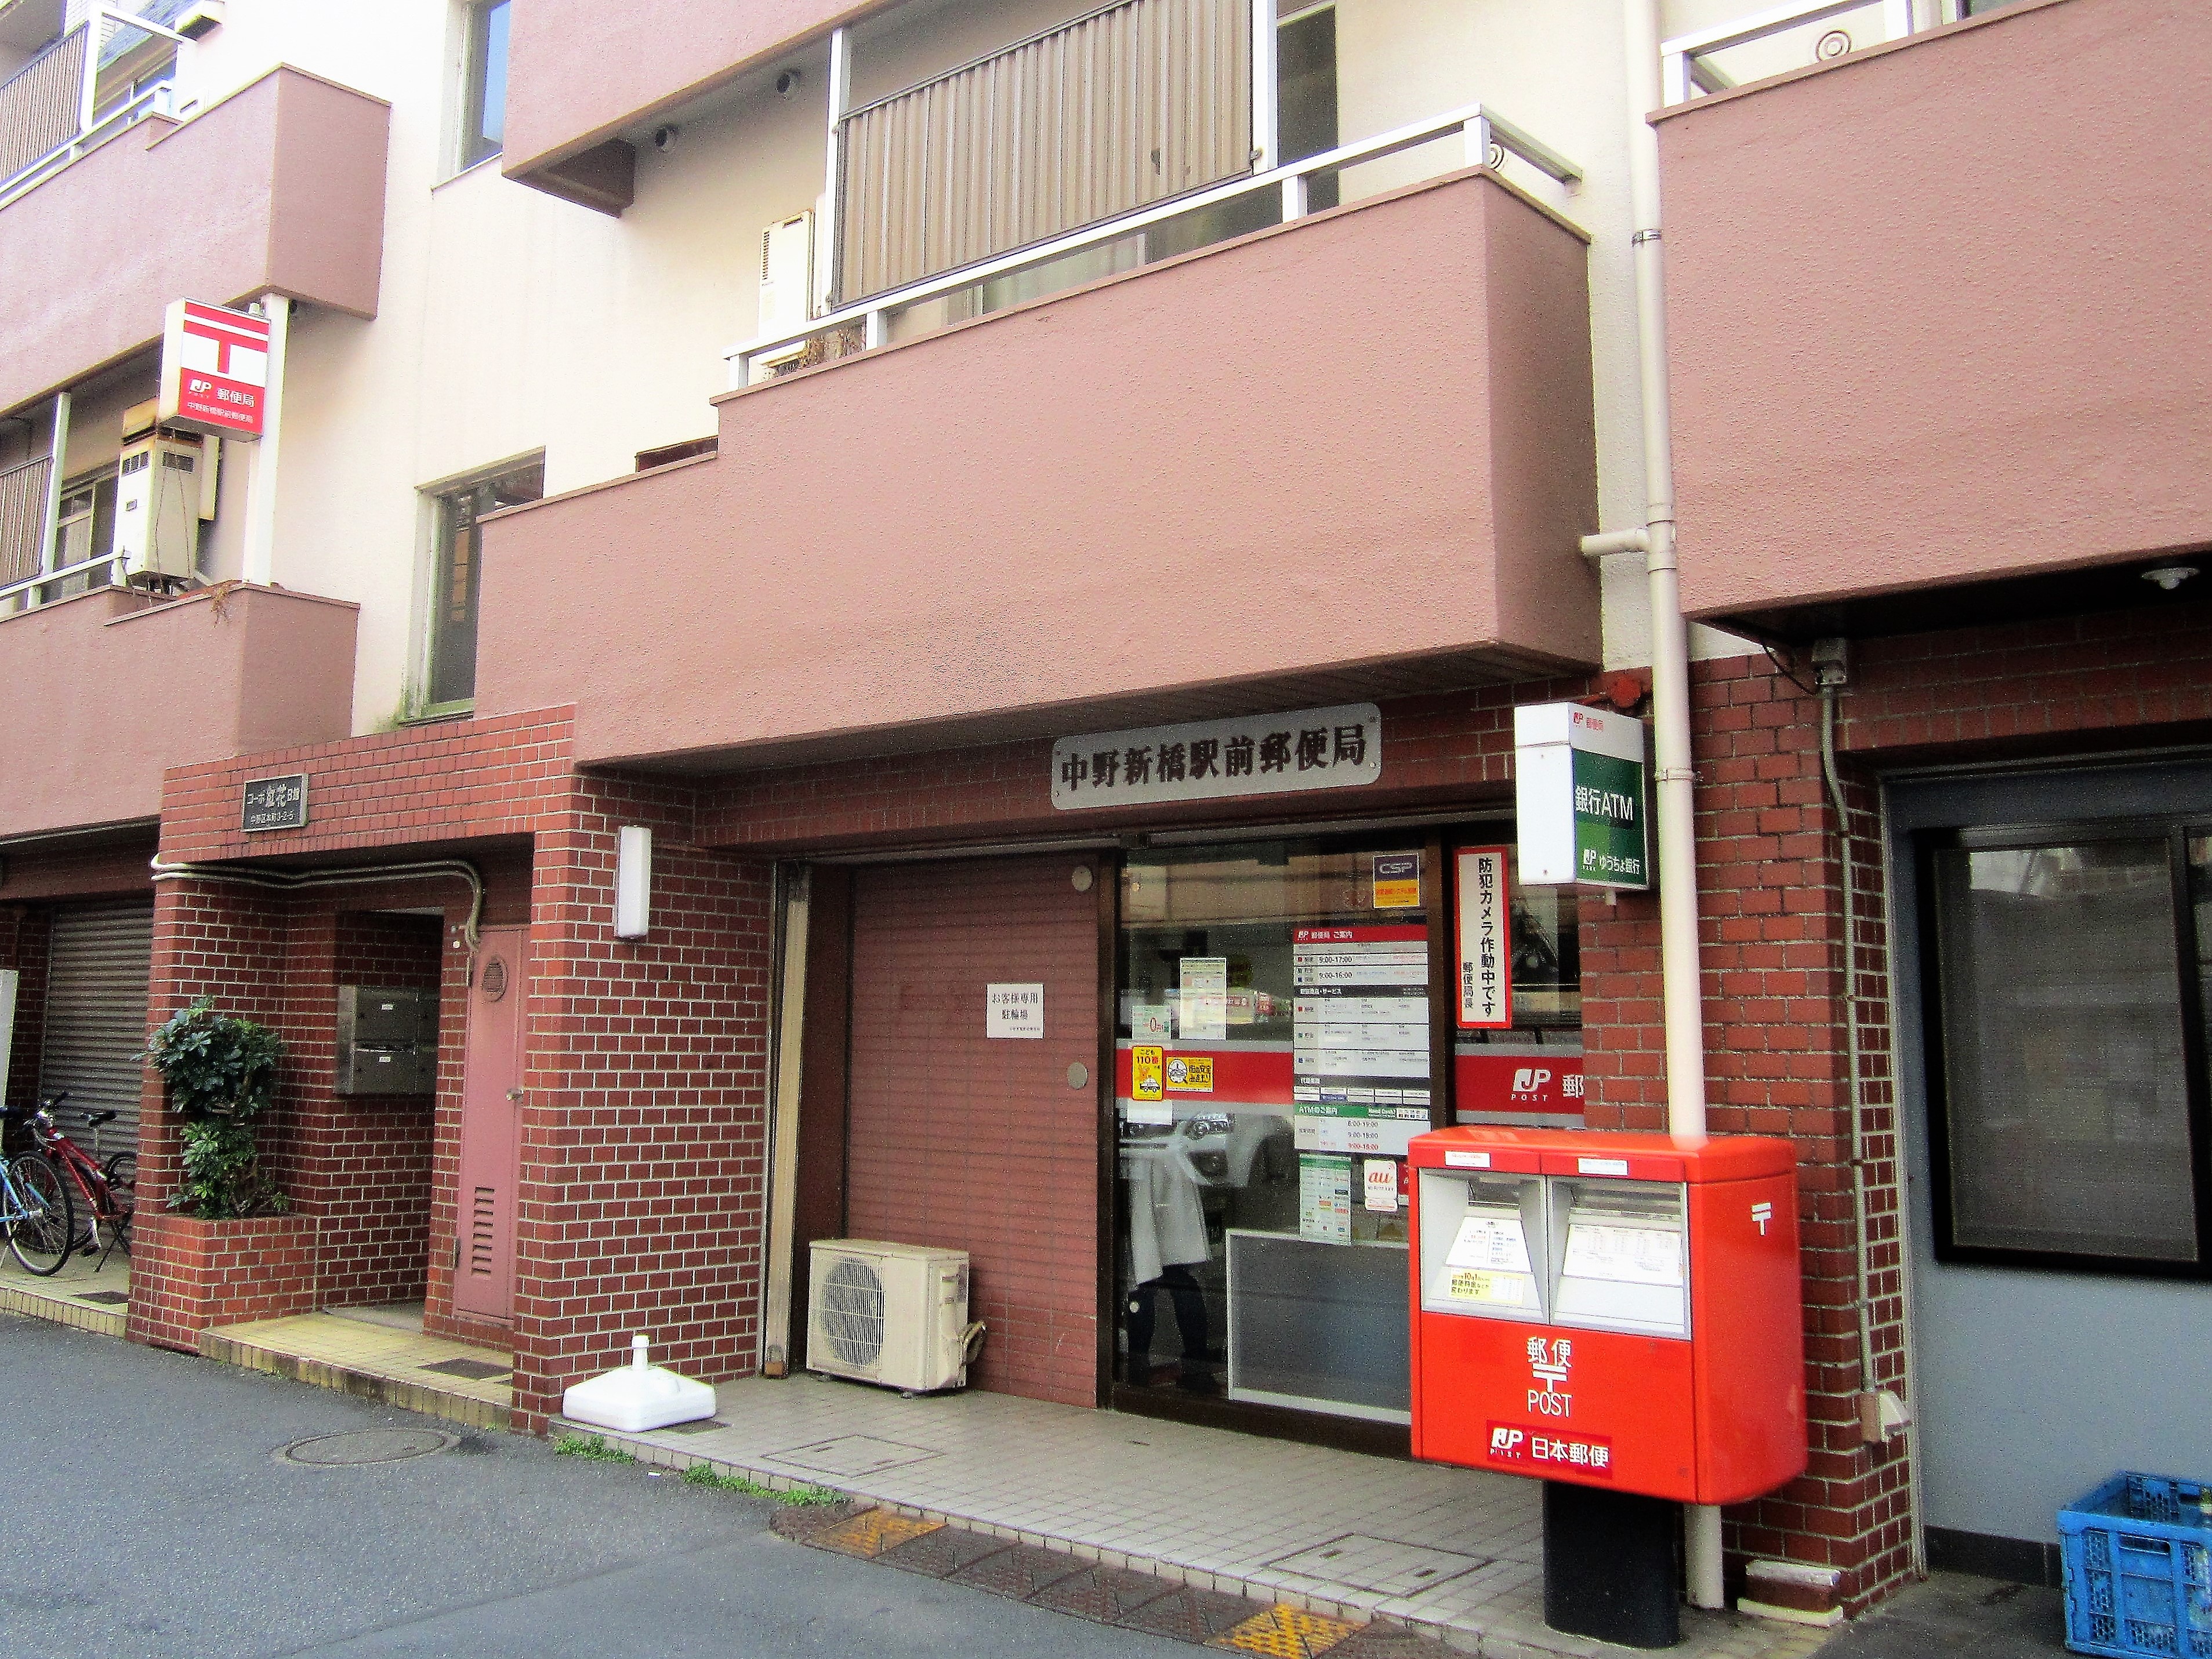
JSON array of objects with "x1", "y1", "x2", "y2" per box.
[
  {"x1": 423, "y1": 459, "x2": 542, "y2": 711},
  {"x1": 1277, "y1": 4, "x2": 1339, "y2": 210},
  {"x1": 458, "y1": 0, "x2": 510, "y2": 172},
  {"x1": 51, "y1": 471, "x2": 117, "y2": 595},
  {"x1": 1920, "y1": 823, "x2": 2212, "y2": 1275}
]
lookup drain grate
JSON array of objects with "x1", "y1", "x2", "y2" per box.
[
  {"x1": 280, "y1": 1428, "x2": 458, "y2": 1466},
  {"x1": 72, "y1": 1291, "x2": 130, "y2": 1305}
]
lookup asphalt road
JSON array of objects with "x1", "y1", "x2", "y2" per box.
[{"x1": 0, "y1": 1310, "x2": 1190, "y2": 1658}]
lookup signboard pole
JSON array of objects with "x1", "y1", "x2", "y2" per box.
[{"x1": 241, "y1": 295, "x2": 289, "y2": 586}]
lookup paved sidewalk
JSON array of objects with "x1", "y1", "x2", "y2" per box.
[
  {"x1": 203, "y1": 1308, "x2": 515, "y2": 1430},
  {"x1": 586, "y1": 1371, "x2": 1826, "y2": 1659},
  {"x1": 0, "y1": 1244, "x2": 130, "y2": 1335},
  {"x1": 1813, "y1": 1573, "x2": 2068, "y2": 1659}
]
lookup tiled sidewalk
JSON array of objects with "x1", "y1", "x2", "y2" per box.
[
  {"x1": 582, "y1": 1373, "x2": 1828, "y2": 1659},
  {"x1": 201, "y1": 1310, "x2": 514, "y2": 1431},
  {"x1": 0, "y1": 1247, "x2": 132, "y2": 1335}
]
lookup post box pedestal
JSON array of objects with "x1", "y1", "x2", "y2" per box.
[{"x1": 1543, "y1": 1481, "x2": 1680, "y2": 1649}]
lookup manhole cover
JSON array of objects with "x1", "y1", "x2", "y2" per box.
[{"x1": 279, "y1": 1428, "x2": 457, "y2": 1466}]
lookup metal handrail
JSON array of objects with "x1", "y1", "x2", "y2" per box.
[
  {"x1": 0, "y1": 6, "x2": 186, "y2": 209},
  {"x1": 1660, "y1": 0, "x2": 1916, "y2": 103},
  {"x1": 727, "y1": 99, "x2": 1580, "y2": 384},
  {"x1": 0, "y1": 553, "x2": 121, "y2": 609}
]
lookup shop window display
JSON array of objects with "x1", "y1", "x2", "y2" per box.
[{"x1": 1115, "y1": 834, "x2": 1582, "y2": 1424}]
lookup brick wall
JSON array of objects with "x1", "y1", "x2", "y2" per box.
[{"x1": 129, "y1": 1213, "x2": 319, "y2": 1351}]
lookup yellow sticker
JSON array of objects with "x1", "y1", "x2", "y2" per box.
[
  {"x1": 1165, "y1": 1055, "x2": 1214, "y2": 1094},
  {"x1": 1132, "y1": 1045, "x2": 1164, "y2": 1101}
]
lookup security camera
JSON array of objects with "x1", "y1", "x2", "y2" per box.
[
  {"x1": 652, "y1": 124, "x2": 680, "y2": 153},
  {"x1": 775, "y1": 68, "x2": 803, "y2": 98}
]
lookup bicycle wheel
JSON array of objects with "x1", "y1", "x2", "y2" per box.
[
  {"x1": 102, "y1": 1152, "x2": 136, "y2": 1251},
  {"x1": 5, "y1": 1154, "x2": 73, "y2": 1276}
]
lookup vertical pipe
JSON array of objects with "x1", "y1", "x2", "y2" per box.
[
  {"x1": 240, "y1": 293, "x2": 287, "y2": 587},
  {"x1": 759, "y1": 865, "x2": 811, "y2": 1378},
  {"x1": 38, "y1": 389, "x2": 70, "y2": 576},
  {"x1": 1622, "y1": 0, "x2": 1723, "y2": 1613},
  {"x1": 1248, "y1": 0, "x2": 1275, "y2": 171},
  {"x1": 820, "y1": 27, "x2": 851, "y2": 315}
]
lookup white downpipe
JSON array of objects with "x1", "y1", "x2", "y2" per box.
[
  {"x1": 38, "y1": 390, "x2": 70, "y2": 577},
  {"x1": 1623, "y1": 0, "x2": 1724, "y2": 1613},
  {"x1": 240, "y1": 292, "x2": 288, "y2": 586}
]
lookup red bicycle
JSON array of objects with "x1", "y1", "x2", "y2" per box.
[{"x1": 13, "y1": 1092, "x2": 135, "y2": 1270}]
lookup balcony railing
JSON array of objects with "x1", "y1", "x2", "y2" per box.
[
  {"x1": 837, "y1": 0, "x2": 1252, "y2": 306},
  {"x1": 1660, "y1": 0, "x2": 1928, "y2": 102},
  {"x1": 0, "y1": 7, "x2": 184, "y2": 207},
  {"x1": 733, "y1": 99, "x2": 1582, "y2": 386},
  {"x1": 0, "y1": 455, "x2": 50, "y2": 590}
]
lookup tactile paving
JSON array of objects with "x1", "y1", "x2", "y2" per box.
[
  {"x1": 1322, "y1": 1621, "x2": 1462, "y2": 1659},
  {"x1": 807, "y1": 1506, "x2": 942, "y2": 1559},
  {"x1": 948, "y1": 1542, "x2": 1088, "y2": 1600},
  {"x1": 1209, "y1": 1603, "x2": 1363, "y2": 1656}
]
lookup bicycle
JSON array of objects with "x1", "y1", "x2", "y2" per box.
[
  {"x1": 2, "y1": 1115, "x2": 72, "y2": 1277},
  {"x1": 13, "y1": 1094, "x2": 135, "y2": 1272}
]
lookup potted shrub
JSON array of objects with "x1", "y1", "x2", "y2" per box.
[{"x1": 143, "y1": 999, "x2": 287, "y2": 1219}]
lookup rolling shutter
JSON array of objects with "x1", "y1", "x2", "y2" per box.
[{"x1": 39, "y1": 901, "x2": 155, "y2": 1151}]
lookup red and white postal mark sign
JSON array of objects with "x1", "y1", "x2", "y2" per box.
[{"x1": 158, "y1": 300, "x2": 270, "y2": 438}]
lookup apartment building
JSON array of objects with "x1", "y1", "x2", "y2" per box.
[{"x1": 0, "y1": 0, "x2": 2200, "y2": 1622}]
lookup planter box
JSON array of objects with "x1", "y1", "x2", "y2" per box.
[{"x1": 127, "y1": 1211, "x2": 318, "y2": 1351}]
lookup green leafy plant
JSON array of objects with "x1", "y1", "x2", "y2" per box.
[
  {"x1": 680, "y1": 1462, "x2": 843, "y2": 1506},
  {"x1": 553, "y1": 1433, "x2": 637, "y2": 1464},
  {"x1": 143, "y1": 1000, "x2": 286, "y2": 1219}
]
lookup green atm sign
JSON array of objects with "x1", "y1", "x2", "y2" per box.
[{"x1": 1513, "y1": 703, "x2": 1651, "y2": 890}]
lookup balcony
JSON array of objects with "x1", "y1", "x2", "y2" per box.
[
  {"x1": 475, "y1": 154, "x2": 1601, "y2": 771},
  {"x1": 0, "y1": 63, "x2": 389, "y2": 418},
  {"x1": 1655, "y1": 0, "x2": 2212, "y2": 635},
  {"x1": 0, "y1": 583, "x2": 357, "y2": 841}
]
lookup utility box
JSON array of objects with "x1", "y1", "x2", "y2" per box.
[
  {"x1": 114, "y1": 400, "x2": 217, "y2": 589},
  {"x1": 1408, "y1": 1127, "x2": 1805, "y2": 1506},
  {"x1": 335, "y1": 985, "x2": 438, "y2": 1097}
]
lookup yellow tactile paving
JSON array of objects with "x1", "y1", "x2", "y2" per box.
[
  {"x1": 1209, "y1": 1604, "x2": 1364, "y2": 1657},
  {"x1": 808, "y1": 1508, "x2": 944, "y2": 1560}
]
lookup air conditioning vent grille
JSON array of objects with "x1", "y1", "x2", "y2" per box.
[{"x1": 819, "y1": 1256, "x2": 887, "y2": 1371}]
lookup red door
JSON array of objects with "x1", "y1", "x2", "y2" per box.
[
  {"x1": 846, "y1": 856, "x2": 1101, "y2": 1407},
  {"x1": 455, "y1": 927, "x2": 528, "y2": 1320}
]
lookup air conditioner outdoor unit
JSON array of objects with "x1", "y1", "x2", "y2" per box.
[
  {"x1": 114, "y1": 400, "x2": 217, "y2": 589},
  {"x1": 750, "y1": 210, "x2": 815, "y2": 381},
  {"x1": 806, "y1": 1239, "x2": 981, "y2": 1395}
]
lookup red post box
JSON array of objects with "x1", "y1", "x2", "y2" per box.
[{"x1": 1407, "y1": 1127, "x2": 1805, "y2": 1505}]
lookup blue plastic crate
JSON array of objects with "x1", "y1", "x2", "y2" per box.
[{"x1": 2061, "y1": 1473, "x2": 2212, "y2": 1658}]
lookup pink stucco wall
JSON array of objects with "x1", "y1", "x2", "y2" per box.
[
  {"x1": 477, "y1": 169, "x2": 1600, "y2": 769},
  {"x1": 0, "y1": 584, "x2": 357, "y2": 839},
  {"x1": 1656, "y1": 0, "x2": 2212, "y2": 622},
  {"x1": 0, "y1": 68, "x2": 390, "y2": 416},
  {"x1": 503, "y1": 0, "x2": 866, "y2": 183}
]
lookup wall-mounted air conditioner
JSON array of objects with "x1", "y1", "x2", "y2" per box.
[
  {"x1": 806, "y1": 1239, "x2": 981, "y2": 1395},
  {"x1": 114, "y1": 399, "x2": 217, "y2": 589}
]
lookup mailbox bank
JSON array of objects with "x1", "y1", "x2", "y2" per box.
[{"x1": 1408, "y1": 1127, "x2": 1805, "y2": 1506}]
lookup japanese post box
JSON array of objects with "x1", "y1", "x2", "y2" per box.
[{"x1": 1407, "y1": 1127, "x2": 1804, "y2": 1506}]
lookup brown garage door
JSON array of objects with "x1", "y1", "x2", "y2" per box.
[{"x1": 847, "y1": 855, "x2": 1101, "y2": 1407}]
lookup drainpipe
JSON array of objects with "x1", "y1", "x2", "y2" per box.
[
  {"x1": 38, "y1": 390, "x2": 70, "y2": 578},
  {"x1": 1584, "y1": 0, "x2": 1725, "y2": 1613}
]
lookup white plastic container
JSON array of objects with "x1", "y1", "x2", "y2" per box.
[{"x1": 561, "y1": 1335, "x2": 717, "y2": 1432}]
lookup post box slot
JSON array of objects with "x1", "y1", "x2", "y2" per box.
[
  {"x1": 1547, "y1": 1178, "x2": 1689, "y2": 1338},
  {"x1": 1417, "y1": 1170, "x2": 1546, "y2": 1321}
]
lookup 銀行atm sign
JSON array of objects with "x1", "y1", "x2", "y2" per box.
[
  {"x1": 158, "y1": 300, "x2": 270, "y2": 439},
  {"x1": 1513, "y1": 703, "x2": 1650, "y2": 890}
]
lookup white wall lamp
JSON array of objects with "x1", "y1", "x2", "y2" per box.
[{"x1": 615, "y1": 826, "x2": 654, "y2": 940}]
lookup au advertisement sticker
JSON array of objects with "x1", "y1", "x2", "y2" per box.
[{"x1": 1455, "y1": 845, "x2": 1513, "y2": 1029}]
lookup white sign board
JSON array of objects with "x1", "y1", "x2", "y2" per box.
[
  {"x1": 985, "y1": 983, "x2": 1044, "y2": 1038},
  {"x1": 1051, "y1": 703, "x2": 1380, "y2": 810},
  {"x1": 158, "y1": 299, "x2": 271, "y2": 439},
  {"x1": 1514, "y1": 703, "x2": 1651, "y2": 889},
  {"x1": 1455, "y1": 845, "x2": 1513, "y2": 1028}
]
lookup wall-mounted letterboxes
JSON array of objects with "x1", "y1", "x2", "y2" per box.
[
  {"x1": 1408, "y1": 1127, "x2": 1805, "y2": 1506},
  {"x1": 335, "y1": 985, "x2": 438, "y2": 1097}
]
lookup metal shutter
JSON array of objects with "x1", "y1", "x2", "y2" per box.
[{"x1": 39, "y1": 901, "x2": 154, "y2": 1152}]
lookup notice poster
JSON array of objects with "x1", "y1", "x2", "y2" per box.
[
  {"x1": 1362, "y1": 1158, "x2": 1400, "y2": 1214},
  {"x1": 1372, "y1": 851, "x2": 1422, "y2": 909},
  {"x1": 1299, "y1": 1153, "x2": 1353, "y2": 1244},
  {"x1": 1180, "y1": 957, "x2": 1228, "y2": 1041},
  {"x1": 1292, "y1": 927, "x2": 1430, "y2": 1108},
  {"x1": 1455, "y1": 847, "x2": 1513, "y2": 1029}
]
